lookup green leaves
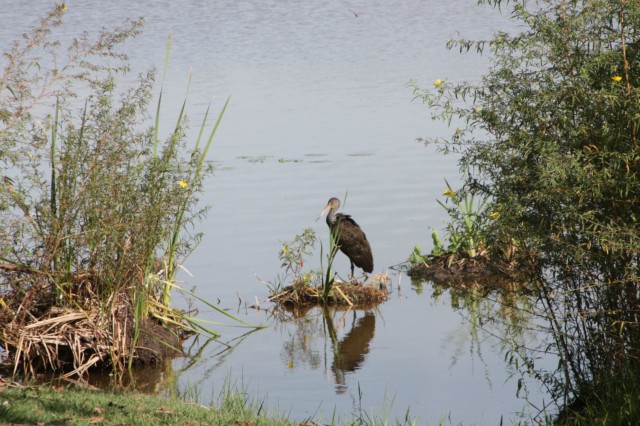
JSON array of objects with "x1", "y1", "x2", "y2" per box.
[
  {"x1": 415, "y1": 0, "x2": 640, "y2": 412},
  {"x1": 434, "y1": 180, "x2": 490, "y2": 258}
]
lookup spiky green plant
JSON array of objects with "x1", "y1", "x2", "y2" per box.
[{"x1": 437, "y1": 181, "x2": 489, "y2": 258}]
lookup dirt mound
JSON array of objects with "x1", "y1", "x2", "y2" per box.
[{"x1": 407, "y1": 251, "x2": 536, "y2": 288}]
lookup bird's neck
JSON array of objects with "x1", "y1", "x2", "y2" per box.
[{"x1": 326, "y1": 209, "x2": 338, "y2": 226}]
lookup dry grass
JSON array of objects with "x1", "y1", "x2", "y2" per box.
[
  {"x1": 0, "y1": 269, "x2": 186, "y2": 378},
  {"x1": 269, "y1": 272, "x2": 390, "y2": 307}
]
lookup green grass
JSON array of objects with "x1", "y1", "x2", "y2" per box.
[
  {"x1": 0, "y1": 384, "x2": 420, "y2": 426},
  {"x1": 0, "y1": 385, "x2": 294, "y2": 426},
  {"x1": 555, "y1": 367, "x2": 640, "y2": 425}
]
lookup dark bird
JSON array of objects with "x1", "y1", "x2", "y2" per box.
[{"x1": 318, "y1": 197, "x2": 373, "y2": 278}]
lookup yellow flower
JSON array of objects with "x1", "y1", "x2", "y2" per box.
[
  {"x1": 442, "y1": 188, "x2": 456, "y2": 197},
  {"x1": 434, "y1": 79, "x2": 443, "y2": 87},
  {"x1": 490, "y1": 211, "x2": 500, "y2": 218},
  {"x1": 612, "y1": 75, "x2": 622, "y2": 82},
  {"x1": 178, "y1": 181, "x2": 188, "y2": 188}
]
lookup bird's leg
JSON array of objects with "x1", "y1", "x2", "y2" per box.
[{"x1": 350, "y1": 261, "x2": 355, "y2": 283}]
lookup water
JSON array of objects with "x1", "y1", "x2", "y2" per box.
[{"x1": 2, "y1": 1, "x2": 552, "y2": 423}]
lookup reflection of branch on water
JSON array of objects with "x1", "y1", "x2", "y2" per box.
[
  {"x1": 280, "y1": 309, "x2": 324, "y2": 370},
  {"x1": 176, "y1": 328, "x2": 263, "y2": 391},
  {"x1": 413, "y1": 274, "x2": 548, "y2": 402},
  {"x1": 419, "y1": 275, "x2": 536, "y2": 337}
]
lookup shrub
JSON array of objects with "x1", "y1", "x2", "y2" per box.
[{"x1": 412, "y1": 0, "x2": 640, "y2": 417}]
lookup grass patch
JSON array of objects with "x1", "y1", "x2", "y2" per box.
[
  {"x1": 0, "y1": 381, "x2": 419, "y2": 425},
  {"x1": 0, "y1": 383, "x2": 294, "y2": 426},
  {"x1": 555, "y1": 367, "x2": 640, "y2": 425}
]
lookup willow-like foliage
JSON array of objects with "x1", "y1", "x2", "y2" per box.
[{"x1": 412, "y1": 0, "x2": 640, "y2": 419}]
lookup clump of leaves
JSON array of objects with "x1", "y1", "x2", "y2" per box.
[
  {"x1": 436, "y1": 181, "x2": 490, "y2": 258},
  {"x1": 408, "y1": 180, "x2": 494, "y2": 265}
]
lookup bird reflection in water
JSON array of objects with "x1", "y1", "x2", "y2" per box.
[
  {"x1": 276, "y1": 306, "x2": 377, "y2": 394},
  {"x1": 324, "y1": 308, "x2": 376, "y2": 394}
]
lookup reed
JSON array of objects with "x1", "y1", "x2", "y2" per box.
[{"x1": 0, "y1": 5, "x2": 255, "y2": 377}]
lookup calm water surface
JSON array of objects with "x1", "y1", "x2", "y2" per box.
[{"x1": 2, "y1": 1, "x2": 553, "y2": 423}]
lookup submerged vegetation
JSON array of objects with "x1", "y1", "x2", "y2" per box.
[
  {"x1": 0, "y1": 5, "x2": 249, "y2": 378},
  {"x1": 410, "y1": 0, "x2": 640, "y2": 422}
]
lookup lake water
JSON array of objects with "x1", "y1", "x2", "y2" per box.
[{"x1": 2, "y1": 1, "x2": 554, "y2": 424}]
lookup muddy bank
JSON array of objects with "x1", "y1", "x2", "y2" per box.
[{"x1": 406, "y1": 251, "x2": 537, "y2": 291}]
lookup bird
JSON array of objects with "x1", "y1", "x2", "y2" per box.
[{"x1": 318, "y1": 197, "x2": 373, "y2": 278}]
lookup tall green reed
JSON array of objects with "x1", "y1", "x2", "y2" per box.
[{"x1": 0, "y1": 6, "x2": 258, "y2": 374}]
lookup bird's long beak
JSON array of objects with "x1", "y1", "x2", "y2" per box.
[{"x1": 315, "y1": 203, "x2": 332, "y2": 222}]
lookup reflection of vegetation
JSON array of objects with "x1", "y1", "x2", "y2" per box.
[
  {"x1": 412, "y1": 0, "x2": 640, "y2": 422},
  {"x1": 281, "y1": 318, "x2": 323, "y2": 371},
  {"x1": 427, "y1": 277, "x2": 534, "y2": 341},
  {"x1": 175, "y1": 329, "x2": 263, "y2": 391},
  {"x1": 419, "y1": 276, "x2": 545, "y2": 421}
]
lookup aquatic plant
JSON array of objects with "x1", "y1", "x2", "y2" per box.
[
  {"x1": 435, "y1": 180, "x2": 490, "y2": 258},
  {"x1": 407, "y1": 180, "x2": 500, "y2": 272},
  {"x1": 274, "y1": 228, "x2": 319, "y2": 291}
]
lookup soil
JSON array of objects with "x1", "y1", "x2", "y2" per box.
[{"x1": 407, "y1": 250, "x2": 536, "y2": 289}]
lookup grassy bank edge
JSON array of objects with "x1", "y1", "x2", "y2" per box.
[
  {"x1": 0, "y1": 384, "x2": 294, "y2": 426},
  {"x1": 0, "y1": 383, "x2": 420, "y2": 425}
]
